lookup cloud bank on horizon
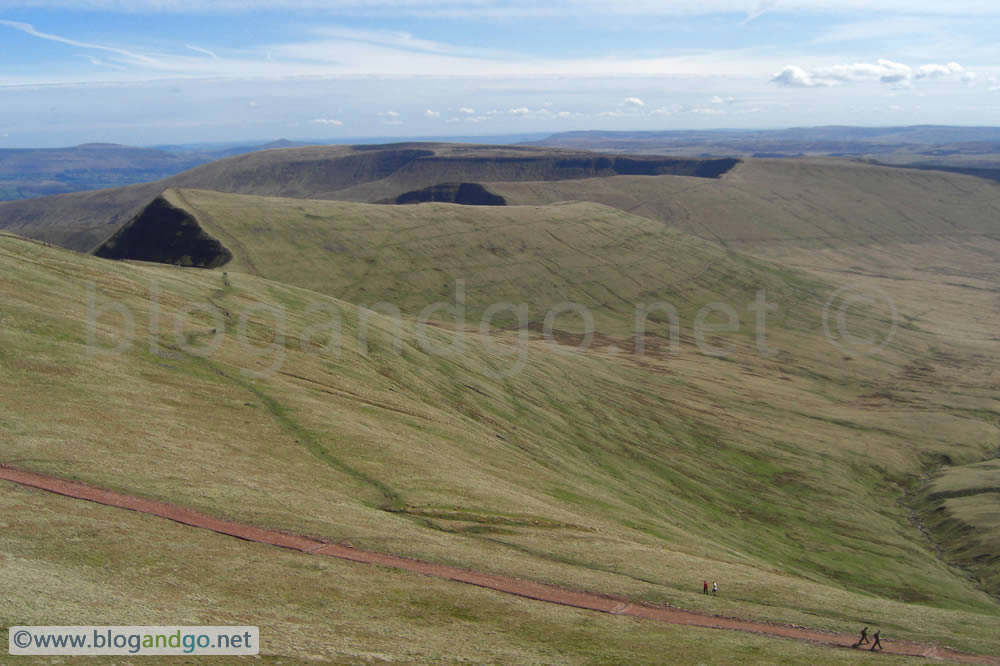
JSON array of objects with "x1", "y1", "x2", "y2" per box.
[{"x1": 0, "y1": 0, "x2": 997, "y2": 146}]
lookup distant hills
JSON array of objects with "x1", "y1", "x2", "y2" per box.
[
  {"x1": 0, "y1": 143, "x2": 737, "y2": 252},
  {"x1": 0, "y1": 134, "x2": 549, "y2": 202},
  {"x1": 5, "y1": 126, "x2": 1000, "y2": 204},
  {"x1": 528, "y1": 125, "x2": 1000, "y2": 175},
  {"x1": 0, "y1": 139, "x2": 314, "y2": 201}
]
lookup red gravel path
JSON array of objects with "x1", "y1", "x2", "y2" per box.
[{"x1": 2, "y1": 464, "x2": 996, "y2": 664}]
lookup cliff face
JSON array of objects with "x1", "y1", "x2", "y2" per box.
[
  {"x1": 394, "y1": 182, "x2": 508, "y2": 205},
  {"x1": 93, "y1": 195, "x2": 232, "y2": 268}
]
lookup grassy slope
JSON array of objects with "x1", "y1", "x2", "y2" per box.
[
  {"x1": 917, "y1": 461, "x2": 1000, "y2": 594},
  {"x1": 2, "y1": 231, "x2": 1000, "y2": 659},
  {"x1": 494, "y1": 157, "x2": 1000, "y2": 599},
  {"x1": 0, "y1": 484, "x2": 923, "y2": 665},
  {"x1": 162, "y1": 187, "x2": 825, "y2": 335},
  {"x1": 489, "y1": 158, "x2": 1000, "y2": 248}
]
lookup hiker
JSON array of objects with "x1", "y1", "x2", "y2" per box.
[
  {"x1": 853, "y1": 626, "x2": 869, "y2": 647},
  {"x1": 869, "y1": 630, "x2": 882, "y2": 651},
  {"x1": 703, "y1": 580, "x2": 709, "y2": 594},
  {"x1": 712, "y1": 581, "x2": 718, "y2": 595}
]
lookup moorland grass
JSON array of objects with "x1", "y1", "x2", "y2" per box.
[{"x1": 2, "y1": 232, "x2": 999, "y2": 660}]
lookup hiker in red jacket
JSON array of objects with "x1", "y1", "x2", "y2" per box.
[{"x1": 703, "y1": 580, "x2": 709, "y2": 594}]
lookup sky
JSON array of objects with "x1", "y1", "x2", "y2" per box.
[{"x1": 0, "y1": 1, "x2": 999, "y2": 147}]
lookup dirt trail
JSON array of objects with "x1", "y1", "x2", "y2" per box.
[{"x1": 1, "y1": 465, "x2": 996, "y2": 664}]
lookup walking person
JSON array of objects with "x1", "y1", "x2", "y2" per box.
[
  {"x1": 703, "y1": 580, "x2": 709, "y2": 595},
  {"x1": 853, "y1": 626, "x2": 869, "y2": 647},
  {"x1": 712, "y1": 581, "x2": 718, "y2": 595},
  {"x1": 869, "y1": 630, "x2": 883, "y2": 651}
]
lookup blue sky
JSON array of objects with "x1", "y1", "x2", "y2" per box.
[{"x1": 1, "y1": 1, "x2": 998, "y2": 146}]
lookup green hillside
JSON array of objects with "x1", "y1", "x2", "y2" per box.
[
  {"x1": 98, "y1": 187, "x2": 830, "y2": 338},
  {"x1": 489, "y1": 158, "x2": 1000, "y2": 248},
  {"x1": 3, "y1": 215, "x2": 1000, "y2": 661}
]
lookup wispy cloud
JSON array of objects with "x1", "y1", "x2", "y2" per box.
[
  {"x1": 812, "y1": 16, "x2": 962, "y2": 44},
  {"x1": 0, "y1": 19, "x2": 158, "y2": 66},
  {"x1": 307, "y1": 26, "x2": 513, "y2": 58},
  {"x1": 310, "y1": 117, "x2": 343, "y2": 125},
  {"x1": 186, "y1": 44, "x2": 218, "y2": 59},
  {"x1": 76, "y1": 53, "x2": 128, "y2": 70},
  {"x1": 742, "y1": 0, "x2": 777, "y2": 26}
]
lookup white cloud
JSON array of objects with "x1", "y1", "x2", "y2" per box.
[
  {"x1": 186, "y1": 44, "x2": 218, "y2": 59},
  {"x1": 377, "y1": 110, "x2": 400, "y2": 117},
  {"x1": 509, "y1": 107, "x2": 530, "y2": 115},
  {"x1": 872, "y1": 59, "x2": 912, "y2": 83},
  {"x1": 652, "y1": 105, "x2": 681, "y2": 115},
  {"x1": 311, "y1": 26, "x2": 454, "y2": 53},
  {"x1": 623, "y1": 96, "x2": 645, "y2": 108},
  {"x1": 248, "y1": 100, "x2": 257, "y2": 107},
  {"x1": 915, "y1": 62, "x2": 963, "y2": 79},
  {"x1": 773, "y1": 60, "x2": 971, "y2": 88},
  {"x1": 458, "y1": 106, "x2": 475, "y2": 114},
  {"x1": 820, "y1": 59, "x2": 912, "y2": 84},
  {"x1": 310, "y1": 118, "x2": 343, "y2": 126},
  {"x1": 771, "y1": 65, "x2": 825, "y2": 88},
  {"x1": 424, "y1": 109, "x2": 440, "y2": 118}
]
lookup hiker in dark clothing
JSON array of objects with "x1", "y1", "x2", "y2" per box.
[
  {"x1": 869, "y1": 630, "x2": 883, "y2": 651},
  {"x1": 854, "y1": 627, "x2": 869, "y2": 647}
]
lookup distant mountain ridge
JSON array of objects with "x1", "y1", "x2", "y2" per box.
[
  {"x1": 0, "y1": 143, "x2": 738, "y2": 252},
  {"x1": 0, "y1": 140, "x2": 304, "y2": 201},
  {"x1": 529, "y1": 125, "x2": 1000, "y2": 171},
  {"x1": 0, "y1": 133, "x2": 551, "y2": 202}
]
